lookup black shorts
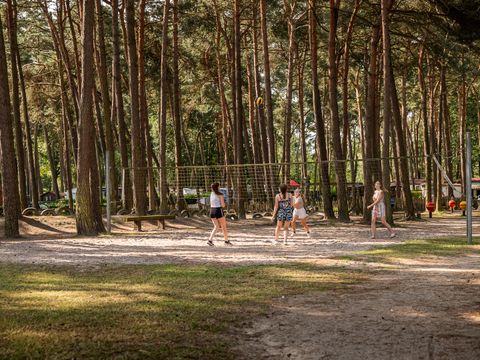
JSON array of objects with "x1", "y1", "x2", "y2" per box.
[{"x1": 210, "y1": 207, "x2": 224, "y2": 219}]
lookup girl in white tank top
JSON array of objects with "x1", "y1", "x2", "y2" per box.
[{"x1": 292, "y1": 189, "x2": 310, "y2": 237}]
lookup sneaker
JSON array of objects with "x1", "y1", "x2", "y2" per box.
[
  {"x1": 390, "y1": 233, "x2": 396, "y2": 238},
  {"x1": 224, "y1": 240, "x2": 233, "y2": 246},
  {"x1": 207, "y1": 240, "x2": 215, "y2": 246},
  {"x1": 271, "y1": 239, "x2": 280, "y2": 245},
  {"x1": 306, "y1": 232, "x2": 311, "y2": 238}
]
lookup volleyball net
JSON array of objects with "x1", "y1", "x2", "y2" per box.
[{"x1": 110, "y1": 156, "x2": 442, "y2": 216}]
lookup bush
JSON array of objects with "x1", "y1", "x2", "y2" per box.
[{"x1": 411, "y1": 190, "x2": 423, "y2": 199}]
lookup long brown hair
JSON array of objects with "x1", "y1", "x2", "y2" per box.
[
  {"x1": 211, "y1": 182, "x2": 222, "y2": 196},
  {"x1": 374, "y1": 180, "x2": 384, "y2": 190},
  {"x1": 279, "y1": 184, "x2": 288, "y2": 199}
]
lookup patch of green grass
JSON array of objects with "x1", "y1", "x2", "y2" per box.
[
  {"x1": 337, "y1": 237, "x2": 480, "y2": 263},
  {"x1": 0, "y1": 263, "x2": 363, "y2": 359}
]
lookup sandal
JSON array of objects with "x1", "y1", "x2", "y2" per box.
[
  {"x1": 207, "y1": 240, "x2": 215, "y2": 246},
  {"x1": 224, "y1": 240, "x2": 233, "y2": 246}
]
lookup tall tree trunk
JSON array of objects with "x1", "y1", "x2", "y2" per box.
[
  {"x1": 309, "y1": 0, "x2": 335, "y2": 219},
  {"x1": 246, "y1": 52, "x2": 263, "y2": 203},
  {"x1": 282, "y1": 0, "x2": 296, "y2": 184},
  {"x1": 427, "y1": 56, "x2": 438, "y2": 202},
  {"x1": 458, "y1": 53, "x2": 466, "y2": 196},
  {"x1": 95, "y1": 0, "x2": 117, "y2": 210},
  {"x1": 158, "y1": 0, "x2": 170, "y2": 214},
  {"x1": 111, "y1": 0, "x2": 132, "y2": 211},
  {"x1": 381, "y1": 0, "x2": 393, "y2": 224},
  {"x1": 252, "y1": 1, "x2": 274, "y2": 203},
  {"x1": 60, "y1": 66, "x2": 74, "y2": 211},
  {"x1": 436, "y1": 65, "x2": 445, "y2": 211},
  {"x1": 17, "y1": 35, "x2": 39, "y2": 209},
  {"x1": 126, "y1": 0, "x2": 146, "y2": 216},
  {"x1": 383, "y1": 14, "x2": 415, "y2": 219},
  {"x1": 233, "y1": 0, "x2": 246, "y2": 218},
  {"x1": 76, "y1": 0, "x2": 105, "y2": 235},
  {"x1": 0, "y1": 15, "x2": 20, "y2": 237},
  {"x1": 6, "y1": 0, "x2": 27, "y2": 210},
  {"x1": 418, "y1": 46, "x2": 432, "y2": 201},
  {"x1": 341, "y1": 0, "x2": 361, "y2": 157},
  {"x1": 444, "y1": 75, "x2": 453, "y2": 199},
  {"x1": 246, "y1": 52, "x2": 262, "y2": 167},
  {"x1": 172, "y1": 0, "x2": 187, "y2": 211},
  {"x1": 66, "y1": 0, "x2": 81, "y2": 82},
  {"x1": 389, "y1": 66, "x2": 415, "y2": 219},
  {"x1": 328, "y1": 0, "x2": 350, "y2": 221},
  {"x1": 252, "y1": 2, "x2": 268, "y2": 166},
  {"x1": 34, "y1": 125, "x2": 42, "y2": 197},
  {"x1": 260, "y1": 0, "x2": 276, "y2": 164},
  {"x1": 44, "y1": 127, "x2": 60, "y2": 198},
  {"x1": 137, "y1": 0, "x2": 155, "y2": 212},
  {"x1": 363, "y1": 22, "x2": 381, "y2": 222},
  {"x1": 298, "y1": 53, "x2": 308, "y2": 200}
]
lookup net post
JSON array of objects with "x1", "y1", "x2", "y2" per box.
[
  {"x1": 466, "y1": 132, "x2": 472, "y2": 244},
  {"x1": 106, "y1": 151, "x2": 112, "y2": 234}
]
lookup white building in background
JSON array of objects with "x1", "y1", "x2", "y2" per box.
[{"x1": 421, "y1": 183, "x2": 462, "y2": 199}]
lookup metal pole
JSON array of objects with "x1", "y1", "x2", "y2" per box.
[
  {"x1": 106, "y1": 151, "x2": 112, "y2": 234},
  {"x1": 466, "y1": 132, "x2": 472, "y2": 244},
  {"x1": 121, "y1": 167, "x2": 126, "y2": 209}
]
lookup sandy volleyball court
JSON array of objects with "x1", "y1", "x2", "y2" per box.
[{"x1": 0, "y1": 215, "x2": 476, "y2": 266}]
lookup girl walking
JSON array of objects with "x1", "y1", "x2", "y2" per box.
[
  {"x1": 292, "y1": 189, "x2": 310, "y2": 237},
  {"x1": 367, "y1": 181, "x2": 396, "y2": 239},
  {"x1": 208, "y1": 182, "x2": 232, "y2": 246},
  {"x1": 271, "y1": 184, "x2": 293, "y2": 245}
]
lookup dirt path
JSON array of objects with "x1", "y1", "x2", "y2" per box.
[
  {"x1": 1, "y1": 216, "x2": 479, "y2": 358},
  {"x1": 235, "y1": 255, "x2": 480, "y2": 359},
  {"x1": 0, "y1": 216, "x2": 477, "y2": 266}
]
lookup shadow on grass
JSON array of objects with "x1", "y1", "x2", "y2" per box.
[{"x1": 0, "y1": 263, "x2": 364, "y2": 359}]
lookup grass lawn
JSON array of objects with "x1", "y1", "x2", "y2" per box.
[
  {"x1": 1, "y1": 237, "x2": 478, "y2": 359},
  {"x1": 338, "y1": 237, "x2": 480, "y2": 263},
  {"x1": 0, "y1": 263, "x2": 363, "y2": 359}
]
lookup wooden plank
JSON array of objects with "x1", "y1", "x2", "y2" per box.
[{"x1": 124, "y1": 215, "x2": 175, "y2": 221}]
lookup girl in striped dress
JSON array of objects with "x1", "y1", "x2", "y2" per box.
[{"x1": 367, "y1": 181, "x2": 395, "y2": 239}]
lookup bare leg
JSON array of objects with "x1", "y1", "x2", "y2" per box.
[
  {"x1": 301, "y1": 219, "x2": 310, "y2": 233},
  {"x1": 371, "y1": 215, "x2": 377, "y2": 238},
  {"x1": 209, "y1": 218, "x2": 219, "y2": 242},
  {"x1": 292, "y1": 216, "x2": 298, "y2": 234},
  {"x1": 218, "y1": 217, "x2": 229, "y2": 241},
  {"x1": 275, "y1": 220, "x2": 283, "y2": 242},
  {"x1": 380, "y1": 217, "x2": 395, "y2": 236},
  {"x1": 283, "y1": 221, "x2": 290, "y2": 244}
]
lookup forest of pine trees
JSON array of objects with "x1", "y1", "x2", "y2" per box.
[{"x1": 0, "y1": 0, "x2": 480, "y2": 236}]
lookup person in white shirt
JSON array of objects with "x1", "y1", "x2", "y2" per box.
[
  {"x1": 207, "y1": 182, "x2": 232, "y2": 246},
  {"x1": 291, "y1": 189, "x2": 311, "y2": 237}
]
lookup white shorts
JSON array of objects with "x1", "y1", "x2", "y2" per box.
[{"x1": 293, "y1": 207, "x2": 308, "y2": 220}]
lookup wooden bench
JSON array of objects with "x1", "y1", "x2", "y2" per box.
[{"x1": 124, "y1": 214, "x2": 176, "y2": 231}]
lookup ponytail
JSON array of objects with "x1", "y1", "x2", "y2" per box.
[{"x1": 211, "y1": 182, "x2": 222, "y2": 196}]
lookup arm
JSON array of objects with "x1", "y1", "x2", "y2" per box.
[
  {"x1": 220, "y1": 194, "x2": 225, "y2": 208},
  {"x1": 271, "y1": 195, "x2": 279, "y2": 221},
  {"x1": 367, "y1": 191, "x2": 383, "y2": 209}
]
